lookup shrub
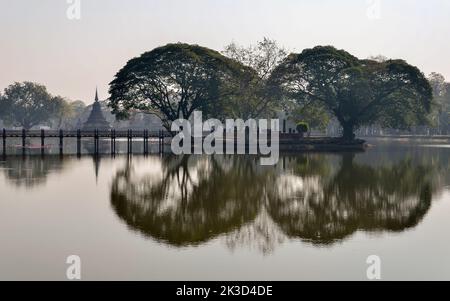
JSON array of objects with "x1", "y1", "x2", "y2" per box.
[{"x1": 296, "y1": 122, "x2": 309, "y2": 134}]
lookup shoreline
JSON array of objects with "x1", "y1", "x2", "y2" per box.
[{"x1": 278, "y1": 137, "x2": 368, "y2": 152}]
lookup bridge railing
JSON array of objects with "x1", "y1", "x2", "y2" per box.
[
  {"x1": 1, "y1": 128, "x2": 172, "y2": 156},
  {"x1": 0, "y1": 129, "x2": 172, "y2": 138}
]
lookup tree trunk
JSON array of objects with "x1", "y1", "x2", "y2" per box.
[{"x1": 342, "y1": 123, "x2": 355, "y2": 141}]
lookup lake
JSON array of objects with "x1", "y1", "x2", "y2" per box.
[{"x1": 0, "y1": 138, "x2": 449, "y2": 280}]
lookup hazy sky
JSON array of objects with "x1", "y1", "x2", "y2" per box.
[{"x1": 1, "y1": 0, "x2": 450, "y2": 104}]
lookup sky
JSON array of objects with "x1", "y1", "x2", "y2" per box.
[{"x1": 1, "y1": 0, "x2": 450, "y2": 104}]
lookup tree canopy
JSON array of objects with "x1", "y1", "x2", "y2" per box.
[
  {"x1": 108, "y1": 43, "x2": 252, "y2": 130},
  {"x1": 0, "y1": 82, "x2": 67, "y2": 130},
  {"x1": 49, "y1": 97, "x2": 87, "y2": 129},
  {"x1": 428, "y1": 72, "x2": 450, "y2": 134},
  {"x1": 269, "y1": 46, "x2": 433, "y2": 140},
  {"x1": 221, "y1": 38, "x2": 287, "y2": 119}
]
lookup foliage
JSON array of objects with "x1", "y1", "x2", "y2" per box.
[
  {"x1": 221, "y1": 38, "x2": 288, "y2": 119},
  {"x1": 428, "y1": 72, "x2": 450, "y2": 134},
  {"x1": 70, "y1": 100, "x2": 87, "y2": 115},
  {"x1": 108, "y1": 43, "x2": 252, "y2": 130},
  {"x1": 367, "y1": 55, "x2": 388, "y2": 63},
  {"x1": 50, "y1": 98, "x2": 87, "y2": 129},
  {"x1": 296, "y1": 122, "x2": 309, "y2": 134},
  {"x1": 269, "y1": 46, "x2": 433, "y2": 140},
  {"x1": 0, "y1": 82, "x2": 66, "y2": 130},
  {"x1": 289, "y1": 101, "x2": 330, "y2": 131},
  {"x1": 224, "y1": 38, "x2": 288, "y2": 81}
]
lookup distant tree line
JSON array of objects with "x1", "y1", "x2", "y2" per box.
[
  {"x1": 0, "y1": 82, "x2": 86, "y2": 130},
  {"x1": 427, "y1": 72, "x2": 450, "y2": 135},
  {"x1": 0, "y1": 82, "x2": 164, "y2": 130},
  {"x1": 354, "y1": 71, "x2": 450, "y2": 136}
]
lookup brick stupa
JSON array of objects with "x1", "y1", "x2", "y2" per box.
[{"x1": 83, "y1": 88, "x2": 111, "y2": 130}]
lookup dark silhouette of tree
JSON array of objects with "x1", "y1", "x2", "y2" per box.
[
  {"x1": 110, "y1": 155, "x2": 266, "y2": 246},
  {"x1": 109, "y1": 153, "x2": 442, "y2": 252},
  {"x1": 266, "y1": 154, "x2": 435, "y2": 245},
  {"x1": 0, "y1": 82, "x2": 66, "y2": 130},
  {"x1": 108, "y1": 43, "x2": 252, "y2": 130},
  {"x1": 269, "y1": 46, "x2": 433, "y2": 140}
]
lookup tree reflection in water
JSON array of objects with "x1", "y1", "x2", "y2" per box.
[
  {"x1": 0, "y1": 156, "x2": 70, "y2": 188},
  {"x1": 267, "y1": 154, "x2": 434, "y2": 245},
  {"x1": 109, "y1": 152, "x2": 446, "y2": 253},
  {"x1": 110, "y1": 155, "x2": 267, "y2": 246}
]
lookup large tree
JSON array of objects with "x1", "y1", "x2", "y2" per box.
[
  {"x1": 269, "y1": 46, "x2": 433, "y2": 140},
  {"x1": 221, "y1": 38, "x2": 288, "y2": 119},
  {"x1": 108, "y1": 43, "x2": 251, "y2": 130},
  {"x1": 0, "y1": 82, "x2": 65, "y2": 130}
]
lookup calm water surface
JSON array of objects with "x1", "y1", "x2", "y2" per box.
[{"x1": 1, "y1": 138, "x2": 449, "y2": 280}]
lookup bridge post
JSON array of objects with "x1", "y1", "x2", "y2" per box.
[
  {"x1": 77, "y1": 129, "x2": 81, "y2": 157},
  {"x1": 2, "y1": 128, "x2": 6, "y2": 157},
  {"x1": 59, "y1": 129, "x2": 64, "y2": 156},
  {"x1": 41, "y1": 129, "x2": 45, "y2": 156},
  {"x1": 22, "y1": 128, "x2": 26, "y2": 156}
]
